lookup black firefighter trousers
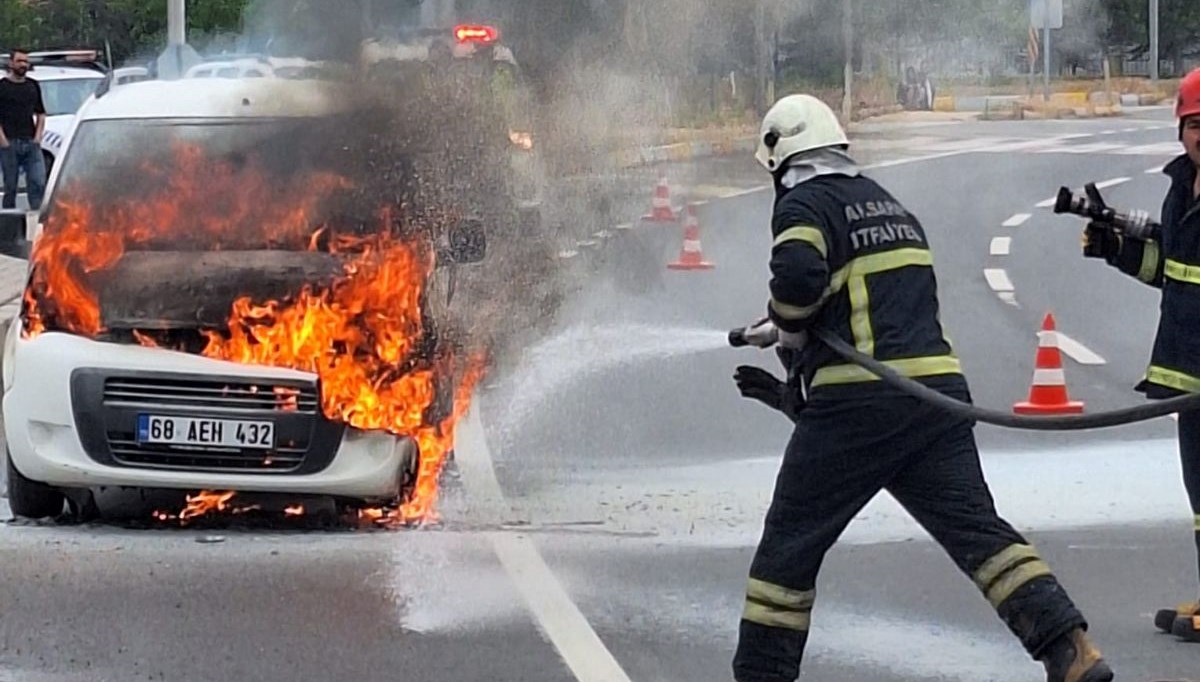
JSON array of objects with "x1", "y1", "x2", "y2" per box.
[
  {"x1": 733, "y1": 390, "x2": 1088, "y2": 682},
  {"x1": 1174, "y1": 410, "x2": 1200, "y2": 589}
]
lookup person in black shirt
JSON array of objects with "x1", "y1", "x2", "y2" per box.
[{"x1": 0, "y1": 49, "x2": 47, "y2": 210}]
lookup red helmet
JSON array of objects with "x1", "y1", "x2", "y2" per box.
[{"x1": 1177, "y1": 68, "x2": 1200, "y2": 120}]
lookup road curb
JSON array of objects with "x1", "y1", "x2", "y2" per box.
[{"x1": 943, "y1": 89, "x2": 1170, "y2": 120}]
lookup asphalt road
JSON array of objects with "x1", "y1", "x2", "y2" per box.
[{"x1": 3, "y1": 107, "x2": 1199, "y2": 682}]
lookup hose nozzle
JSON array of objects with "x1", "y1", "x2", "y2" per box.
[
  {"x1": 729, "y1": 319, "x2": 780, "y2": 349},
  {"x1": 1054, "y1": 182, "x2": 1160, "y2": 241}
]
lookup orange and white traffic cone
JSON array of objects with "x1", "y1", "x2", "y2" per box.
[
  {"x1": 667, "y1": 205, "x2": 715, "y2": 271},
  {"x1": 641, "y1": 172, "x2": 680, "y2": 224},
  {"x1": 1013, "y1": 312, "x2": 1084, "y2": 415}
]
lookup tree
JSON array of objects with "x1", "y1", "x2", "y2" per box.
[
  {"x1": 1102, "y1": 0, "x2": 1200, "y2": 74},
  {"x1": 0, "y1": 0, "x2": 251, "y2": 64}
]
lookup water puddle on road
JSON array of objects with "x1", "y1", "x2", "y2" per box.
[{"x1": 491, "y1": 323, "x2": 729, "y2": 431}]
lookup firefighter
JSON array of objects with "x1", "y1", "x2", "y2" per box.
[
  {"x1": 1080, "y1": 67, "x2": 1200, "y2": 643},
  {"x1": 730, "y1": 93, "x2": 1113, "y2": 682}
]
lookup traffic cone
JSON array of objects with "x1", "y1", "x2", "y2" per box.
[
  {"x1": 1014, "y1": 312, "x2": 1084, "y2": 415},
  {"x1": 641, "y1": 172, "x2": 680, "y2": 224},
  {"x1": 667, "y1": 205, "x2": 715, "y2": 271}
]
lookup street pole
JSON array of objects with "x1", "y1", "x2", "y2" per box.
[
  {"x1": 1149, "y1": 0, "x2": 1160, "y2": 82},
  {"x1": 754, "y1": 0, "x2": 765, "y2": 114},
  {"x1": 842, "y1": 0, "x2": 852, "y2": 122},
  {"x1": 167, "y1": 0, "x2": 185, "y2": 46},
  {"x1": 1043, "y1": 21, "x2": 1051, "y2": 101}
]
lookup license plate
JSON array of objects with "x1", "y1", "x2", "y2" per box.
[{"x1": 136, "y1": 415, "x2": 274, "y2": 450}]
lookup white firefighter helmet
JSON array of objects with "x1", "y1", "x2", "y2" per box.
[{"x1": 755, "y1": 94, "x2": 849, "y2": 172}]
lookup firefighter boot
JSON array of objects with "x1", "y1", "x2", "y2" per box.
[
  {"x1": 1040, "y1": 628, "x2": 1114, "y2": 682},
  {"x1": 1171, "y1": 613, "x2": 1200, "y2": 642},
  {"x1": 1155, "y1": 600, "x2": 1199, "y2": 633}
]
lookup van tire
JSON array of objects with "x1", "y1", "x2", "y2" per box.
[{"x1": 6, "y1": 450, "x2": 64, "y2": 519}]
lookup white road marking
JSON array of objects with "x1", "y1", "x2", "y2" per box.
[
  {"x1": 1101, "y1": 130, "x2": 1118, "y2": 135},
  {"x1": 1002, "y1": 213, "x2": 1031, "y2": 228},
  {"x1": 1121, "y1": 127, "x2": 1139, "y2": 133},
  {"x1": 998, "y1": 292, "x2": 1019, "y2": 307},
  {"x1": 637, "y1": 149, "x2": 999, "y2": 215},
  {"x1": 865, "y1": 150, "x2": 974, "y2": 169},
  {"x1": 455, "y1": 407, "x2": 634, "y2": 682},
  {"x1": 1053, "y1": 332, "x2": 1107, "y2": 365},
  {"x1": 1146, "y1": 165, "x2": 1165, "y2": 174},
  {"x1": 983, "y1": 268, "x2": 1014, "y2": 292},
  {"x1": 989, "y1": 237, "x2": 1011, "y2": 256},
  {"x1": 1035, "y1": 142, "x2": 1128, "y2": 155},
  {"x1": 1115, "y1": 142, "x2": 1182, "y2": 155},
  {"x1": 1095, "y1": 176, "x2": 1131, "y2": 189},
  {"x1": 1035, "y1": 197, "x2": 1058, "y2": 209}
]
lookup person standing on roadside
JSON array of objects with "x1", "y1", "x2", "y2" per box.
[{"x1": 0, "y1": 49, "x2": 47, "y2": 210}]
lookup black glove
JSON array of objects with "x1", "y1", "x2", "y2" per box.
[
  {"x1": 734, "y1": 365, "x2": 805, "y2": 422},
  {"x1": 1082, "y1": 221, "x2": 1121, "y2": 262}
]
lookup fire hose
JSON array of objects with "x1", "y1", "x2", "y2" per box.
[
  {"x1": 729, "y1": 323, "x2": 1200, "y2": 430},
  {"x1": 725, "y1": 182, "x2": 1200, "y2": 431}
]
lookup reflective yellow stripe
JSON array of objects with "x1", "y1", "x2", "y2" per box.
[
  {"x1": 848, "y1": 275, "x2": 872, "y2": 355},
  {"x1": 810, "y1": 355, "x2": 962, "y2": 387},
  {"x1": 746, "y1": 578, "x2": 815, "y2": 609},
  {"x1": 846, "y1": 247, "x2": 933, "y2": 275},
  {"x1": 974, "y1": 544, "x2": 1040, "y2": 589},
  {"x1": 1164, "y1": 259, "x2": 1200, "y2": 285},
  {"x1": 1145, "y1": 365, "x2": 1200, "y2": 394},
  {"x1": 743, "y1": 578, "x2": 815, "y2": 631},
  {"x1": 742, "y1": 602, "x2": 812, "y2": 630},
  {"x1": 1194, "y1": 514, "x2": 1200, "y2": 531},
  {"x1": 1139, "y1": 241, "x2": 1161, "y2": 283},
  {"x1": 986, "y1": 560, "x2": 1054, "y2": 609},
  {"x1": 973, "y1": 544, "x2": 1055, "y2": 609},
  {"x1": 770, "y1": 296, "x2": 823, "y2": 321},
  {"x1": 832, "y1": 247, "x2": 933, "y2": 360},
  {"x1": 774, "y1": 226, "x2": 827, "y2": 259}
]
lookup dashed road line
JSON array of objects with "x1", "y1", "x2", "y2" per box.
[
  {"x1": 1054, "y1": 332, "x2": 1107, "y2": 365},
  {"x1": 1146, "y1": 165, "x2": 1165, "y2": 175},
  {"x1": 983, "y1": 268, "x2": 1014, "y2": 292},
  {"x1": 998, "y1": 292, "x2": 1019, "y2": 307},
  {"x1": 1036, "y1": 197, "x2": 1058, "y2": 209},
  {"x1": 1002, "y1": 213, "x2": 1031, "y2": 228},
  {"x1": 1094, "y1": 176, "x2": 1131, "y2": 189},
  {"x1": 989, "y1": 237, "x2": 1011, "y2": 256}
]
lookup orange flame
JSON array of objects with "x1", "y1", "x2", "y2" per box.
[
  {"x1": 179, "y1": 490, "x2": 236, "y2": 521},
  {"x1": 26, "y1": 142, "x2": 487, "y2": 526}
]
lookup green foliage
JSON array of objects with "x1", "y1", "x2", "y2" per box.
[{"x1": 0, "y1": 0, "x2": 250, "y2": 63}]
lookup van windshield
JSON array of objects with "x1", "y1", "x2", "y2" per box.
[{"x1": 46, "y1": 117, "x2": 360, "y2": 251}]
